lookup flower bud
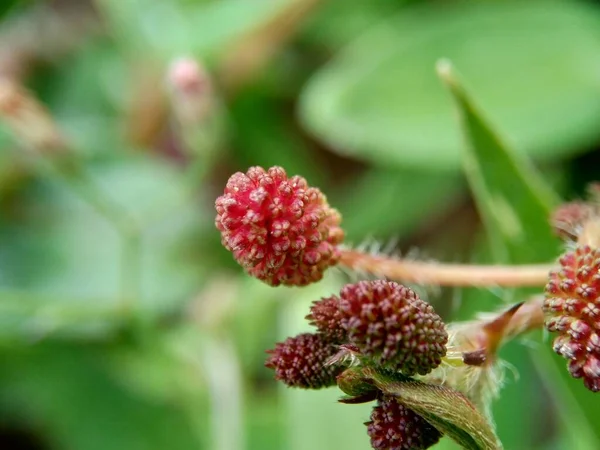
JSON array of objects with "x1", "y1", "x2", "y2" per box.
[
  {"x1": 339, "y1": 280, "x2": 448, "y2": 376},
  {"x1": 366, "y1": 395, "x2": 442, "y2": 450},
  {"x1": 265, "y1": 333, "x2": 343, "y2": 389},
  {"x1": 215, "y1": 166, "x2": 344, "y2": 286},
  {"x1": 544, "y1": 245, "x2": 600, "y2": 392}
]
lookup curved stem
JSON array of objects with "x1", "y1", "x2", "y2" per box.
[{"x1": 339, "y1": 249, "x2": 554, "y2": 287}]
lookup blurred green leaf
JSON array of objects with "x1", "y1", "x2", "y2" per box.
[
  {"x1": 0, "y1": 342, "x2": 205, "y2": 450},
  {"x1": 0, "y1": 291, "x2": 123, "y2": 342},
  {"x1": 300, "y1": 0, "x2": 600, "y2": 171},
  {"x1": 230, "y1": 88, "x2": 326, "y2": 186},
  {"x1": 0, "y1": 156, "x2": 211, "y2": 341},
  {"x1": 331, "y1": 168, "x2": 464, "y2": 242},
  {"x1": 302, "y1": 0, "x2": 408, "y2": 49},
  {"x1": 0, "y1": 0, "x2": 22, "y2": 19},
  {"x1": 284, "y1": 386, "x2": 372, "y2": 450},
  {"x1": 439, "y1": 60, "x2": 600, "y2": 447},
  {"x1": 97, "y1": 0, "x2": 291, "y2": 61}
]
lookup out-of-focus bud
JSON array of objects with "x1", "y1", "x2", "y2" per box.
[{"x1": 167, "y1": 57, "x2": 213, "y2": 127}]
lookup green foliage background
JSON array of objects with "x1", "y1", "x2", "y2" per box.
[{"x1": 0, "y1": 0, "x2": 599, "y2": 449}]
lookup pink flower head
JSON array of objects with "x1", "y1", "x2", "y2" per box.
[{"x1": 215, "y1": 166, "x2": 344, "y2": 286}]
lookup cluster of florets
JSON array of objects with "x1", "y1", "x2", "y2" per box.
[
  {"x1": 264, "y1": 280, "x2": 448, "y2": 449},
  {"x1": 544, "y1": 245, "x2": 600, "y2": 392},
  {"x1": 215, "y1": 166, "x2": 343, "y2": 286}
]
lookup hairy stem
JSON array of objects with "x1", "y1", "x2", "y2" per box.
[{"x1": 339, "y1": 249, "x2": 554, "y2": 287}]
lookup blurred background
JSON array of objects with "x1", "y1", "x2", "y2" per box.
[{"x1": 1, "y1": 0, "x2": 600, "y2": 449}]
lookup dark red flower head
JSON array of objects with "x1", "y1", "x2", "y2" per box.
[
  {"x1": 339, "y1": 280, "x2": 448, "y2": 376},
  {"x1": 544, "y1": 245, "x2": 600, "y2": 392},
  {"x1": 306, "y1": 296, "x2": 346, "y2": 343},
  {"x1": 215, "y1": 166, "x2": 344, "y2": 286},
  {"x1": 366, "y1": 395, "x2": 442, "y2": 450},
  {"x1": 265, "y1": 333, "x2": 343, "y2": 389}
]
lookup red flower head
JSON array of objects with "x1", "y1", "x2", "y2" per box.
[
  {"x1": 544, "y1": 245, "x2": 600, "y2": 392},
  {"x1": 339, "y1": 280, "x2": 448, "y2": 376},
  {"x1": 366, "y1": 395, "x2": 442, "y2": 450},
  {"x1": 215, "y1": 166, "x2": 344, "y2": 286},
  {"x1": 265, "y1": 333, "x2": 343, "y2": 389}
]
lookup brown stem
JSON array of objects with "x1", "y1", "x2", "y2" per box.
[{"x1": 339, "y1": 249, "x2": 554, "y2": 287}]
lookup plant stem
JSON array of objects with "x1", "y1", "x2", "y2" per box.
[{"x1": 339, "y1": 249, "x2": 554, "y2": 287}]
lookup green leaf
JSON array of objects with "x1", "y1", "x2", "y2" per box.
[
  {"x1": 363, "y1": 367, "x2": 502, "y2": 450},
  {"x1": 299, "y1": 0, "x2": 600, "y2": 171},
  {"x1": 438, "y1": 60, "x2": 600, "y2": 448},
  {"x1": 230, "y1": 88, "x2": 326, "y2": 187},
  {"x1": 0, "y1": 156, "x2": 213, "y2": 341},
  {"x1": 97, "y1": 0, "x2": 292, "y2": 62},
  {"x1": 436, "y1": 59, "x2": 561, "y2": 263},
  {"x1": 302, "y1": 0, "x2": 408, "y2": 49},
  {"x1": 0, "y1": 291, "x2": 123, "y2": 342}
]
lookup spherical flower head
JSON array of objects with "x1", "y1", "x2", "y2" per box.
[
  {"x1": 366, "y1": 395, "x2": 442, "y2": 450},
  {"x1": 215, "y1": 166, "x2": 344, "y2": 286},
  {"x1": 306, "y1": 296, "x2": 346, "y2": 343},
  {"x1": 265, "y1": 333, "x2": 343, "y2": 389},
  {"x1": 339, "y1": 280, "x2": 448, "y2": 376},
  {"x1": 544, "y1": 245, "x2": 600, "y2": 392}
]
